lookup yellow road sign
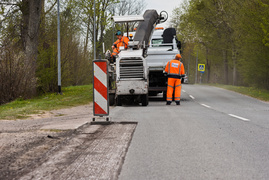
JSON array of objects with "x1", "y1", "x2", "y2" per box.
[{"x1": 198, "y1": 64, "x2": 205, "y2": 71}]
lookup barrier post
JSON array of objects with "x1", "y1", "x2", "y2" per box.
[{"x1": 92, "y1": 59, "x2": 109, "y2": 121}]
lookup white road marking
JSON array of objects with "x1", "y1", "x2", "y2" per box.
[
  {"x1": 228, "y1": 114, "x2": 250, "y2": 122},
  {"x1": 186, "y1": 93, "x2": 250, "y2": 122},
  {"x1": 189, "y1": 95, "x2": 195, "y2": 100},
  {"x1": 182, "y1": 90, "x2": 186, "y2": 92},
  {"x1": 201, "y1": 104, "x2": 211, "y2": 108}
]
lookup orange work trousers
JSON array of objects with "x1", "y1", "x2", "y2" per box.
[{"x1": 166, "y1": 78, "x2": 182, "y2": 102}]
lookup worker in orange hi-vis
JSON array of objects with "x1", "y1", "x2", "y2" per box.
[
  {"x1": 164, "y1": 54, "x2": 185, "y2": 105},
  {"x1": 111, "y1": 30, "x2": 129, "y2": 62},
  {"x1": 129, "y1": 33, "x2": 134, "y2": 41}
]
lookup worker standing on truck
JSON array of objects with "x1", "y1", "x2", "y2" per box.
[
  {"x1": 111, "y1": 30, "x2": 129, "y2": 62},
  {"x1": 164, "y1": 54, "x2": 185, "y2": 105},
  {"x1": 129, "y1": 33, "x2": 134, "y2": 41}
]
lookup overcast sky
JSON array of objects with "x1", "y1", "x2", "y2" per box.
[{"x1": 144, "y1": 0, "x2": 185, "y2": 27}]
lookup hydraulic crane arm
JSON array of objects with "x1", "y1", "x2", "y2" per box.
[{"x1": 133, "y1": 10, "x2": 159, "y2": 46}]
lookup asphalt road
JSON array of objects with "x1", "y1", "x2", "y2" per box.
[{"x1": 114, "y1": 84, "x2": 269, "y2": 180}]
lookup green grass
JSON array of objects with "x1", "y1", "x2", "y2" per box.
[
  {"x1": 0, "y1": 84, "x2": 93, "y2": 120},
  {"x1": 209, "y1": 84, "x2": 269, "y2": 101}
]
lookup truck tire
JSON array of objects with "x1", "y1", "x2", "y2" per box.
[
  {"x1": 116, "y1": 95, "x2": 122, "y2": 106},
  {"x1": 109, "y1": 93, "x2": 115, "y2": 106},
  {"x1": 142, "y1": 94, "x2": 148, "y2": 106}
]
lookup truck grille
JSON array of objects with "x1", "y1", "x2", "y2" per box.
[{"x1": 119, "y1": 58, "x2": 144, "y2": 79}]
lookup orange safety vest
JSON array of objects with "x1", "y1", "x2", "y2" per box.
[
  {"x1": 165, "y1": 59, "x2": 185, "y2": 78},
  {"x1": 112, "y1": 36, "x2": 129, "y2": 56}
]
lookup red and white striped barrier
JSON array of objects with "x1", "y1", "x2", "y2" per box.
[{"x1": 93, "y1": 59, "x2": 109, "y2": 119}]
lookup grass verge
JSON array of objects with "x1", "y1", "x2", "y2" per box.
[
  {"x1": 209, "y1": 84, "x2": 269, "y2": 102},
  {"x1": 0, "y1": 85, "x2": 93, "y2": 120}
]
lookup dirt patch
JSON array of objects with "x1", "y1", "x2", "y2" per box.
[
  {"x1": 0, "y1": 129, "x2": 73, "y2": 179},
  {"x1": 27, "y1": 104, "x2": 93, "y2": 120},
  {"x1": 0, "y1": 104, "x2": 92, "y2": 179},
  {"x1": 0, "y1": 104, "x2": 136, "y2": 180},
  {"x1": 27, "y1": 111, "x2": 53, "y2": 119}
]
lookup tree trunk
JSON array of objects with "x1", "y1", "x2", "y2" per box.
[
  {"x1": 223, "y1": 49, "x2": 229, "y2": 84},
  {"x1": 84, "y1": 16, "x2": 91, "y2": 59},
  {"x1": 21, "y1": 0, "x2": 41, "y2": 62},
  {"x1": 232, "y1": 47, "x2": 237, "y2": 86},
  {"x1": 206, "y1": 47, "x2": 210, "y2": 83},
  {"x1": 21, "y1": 0, "x2": 42, "y2": 96}
]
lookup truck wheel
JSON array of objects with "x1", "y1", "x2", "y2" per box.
[
  {"x1": 109, "y1": 93, "x2": 115, "y2": 106},
  {"x1": 116, "y1": 95, "x2": 122, "y2": 106},
  {"x1": 142, "y1": 94, "x2": 148, "y2": 106}
]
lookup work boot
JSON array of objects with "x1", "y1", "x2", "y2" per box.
[
  {"x1": 166, "y1": 101, "x2": 171, "y2": 105},
  {"x1": 176, "y1": 101, "x2": 180, "y2": 105}
]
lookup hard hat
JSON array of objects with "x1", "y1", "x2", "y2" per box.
[
  {"x1": 175, "y1": 54, "x2": 182, "y2": 60},
  {"x1": 115, "y1": 30, "x2": 122, "y2": 36},
  {"x1": 129, "y1": 34, "x2": 133, "y2": 37}
]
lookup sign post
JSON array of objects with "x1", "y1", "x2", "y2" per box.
[
  {"x1": 198, "y1": 64, "x2": 205, "y2": 84},
  {"x1": 93, "y1": 59, "x2": 109, "y2": 121}
]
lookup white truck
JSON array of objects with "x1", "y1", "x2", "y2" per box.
[
  {"x1": 147, "y1": 27, "x2": 181, "y2": 99},
  {"x1": 108, "y1": 10, "x2": 182, "y2": 106}
]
